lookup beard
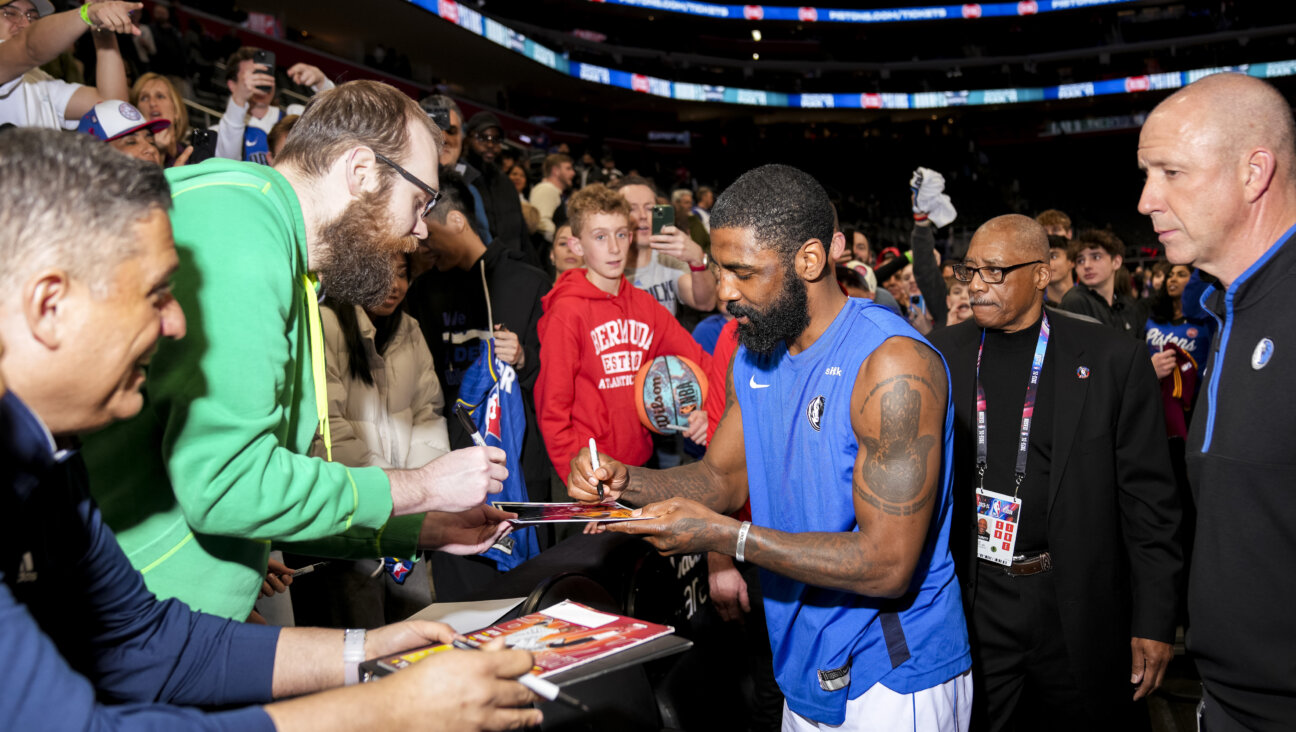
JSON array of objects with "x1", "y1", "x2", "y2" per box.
[
  {"x1": 728, "y1": 267, "x2": 810, "y2": 355},
  {"x1": 314, "y1": 190, "x2": 418, "y2": 310}
]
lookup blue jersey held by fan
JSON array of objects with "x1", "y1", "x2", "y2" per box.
[{"x1": 455, "y1": 338, "x2": 539, "y2": 571}]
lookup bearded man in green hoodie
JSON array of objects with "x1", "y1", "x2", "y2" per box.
[{"x1": 83, "y1": 80, "x2": 513, "y2": 621}]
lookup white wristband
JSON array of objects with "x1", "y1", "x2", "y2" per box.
[
  {"x1": 735, "y1": 521, "x2": 752, "y2": 563},
  {"x1": 343, "y1": 628, "x2": 366, "y2": 686}
]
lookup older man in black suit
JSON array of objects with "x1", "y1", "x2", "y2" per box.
[{"x1": 928, "y1": 214, "x2": 1181, "y2": 731}]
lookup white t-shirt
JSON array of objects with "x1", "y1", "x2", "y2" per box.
[
  {"x1": 625, "y1": 250, "x2": 688, "y2": 316},
  {"x1": 214, "y1": 78, "x2": 333, "y2": 161},
  {"x1": 0, "y1": 69, "x2": 82, "y2": 130}
]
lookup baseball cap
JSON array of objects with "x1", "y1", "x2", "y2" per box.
[
  {"x1": 77, "y1": 100, "x2": 170, "y2": 142},
  {"x1": 842, "y1": 260, "x2": 878, "y2": 293},
  {"x1": 465, "y1": 111, "x2": 503, "y2": 136},
  {"x1": 0, "y1": 0, "x2": 55, "y2": 17}
]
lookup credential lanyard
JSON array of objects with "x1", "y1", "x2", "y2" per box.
[
  {"x1": 302, "y1": 274, "x2": 332, "y2": 462},
  {"x1": 974, "y1": 312, "x2": 1049, "y2": 498}
]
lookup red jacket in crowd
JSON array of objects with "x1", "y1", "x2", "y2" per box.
[{"x1": 536, "y1": 269, "x2": 712, "y2": 481}]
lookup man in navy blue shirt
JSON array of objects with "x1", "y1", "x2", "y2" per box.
[{"x1": 0, "y1": 128, "x2": 540, "y2": 730}]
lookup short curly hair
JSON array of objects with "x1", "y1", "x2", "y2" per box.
[
  {"x1": 709, "y1": 164, "x2": 834, "y2": 260},
  {"x1": 566, "y1": 183, "x2": 632, "y2": 236}
]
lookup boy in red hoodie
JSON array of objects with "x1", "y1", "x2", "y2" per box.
[{"x1": 537, "y1": 184, "x2": 711, "y2": 482}]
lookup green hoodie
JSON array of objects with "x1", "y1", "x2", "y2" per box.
[{"x1": 83, "y1": 160, "x2": 420, "y2": 620}]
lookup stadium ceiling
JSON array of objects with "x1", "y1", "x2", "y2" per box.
[
  {"x1": 408, "y1": 0, "x2": 1296, "y2": 111},
  {"x1": 576, "y1": 0, "x2": 1140, "y2": 24}
]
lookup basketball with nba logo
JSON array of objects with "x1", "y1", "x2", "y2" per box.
[{"x1": 634, "y1": 355, "x2": 709, "y2": 435}]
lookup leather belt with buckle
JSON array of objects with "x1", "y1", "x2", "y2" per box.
[{"x1": 982, "y1": 551, "x2": 1053, "y2": 576}]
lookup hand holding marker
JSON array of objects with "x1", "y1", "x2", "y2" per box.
[
  {"x1": 457, "y1": 405, "x2": 488, "y2": 447},
  {"x1": 451, "y1": 638, "x2": 591, "y2": 712},
  {"x1": 451, "y1": 412, "x2": 592, "y2": 709}
]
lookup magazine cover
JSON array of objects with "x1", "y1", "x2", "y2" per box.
[
  {"x1": 490, "y1": 501, "x2": 650, "y2": 524},
  {"x1": 364, "y1": 600, "x2": 674, "y2": 679}
]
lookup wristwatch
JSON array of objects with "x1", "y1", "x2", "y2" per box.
[{"x1": 690, "y1": 252, "x2": 710, "y2": 272}]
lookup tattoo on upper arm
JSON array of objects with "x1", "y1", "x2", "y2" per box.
[
  {"x1": 856, "y1": 380, "x2": 937, "y2": 516},
  {"x1": 912, "y1": 341, "x2": 948, "y2": 395}
]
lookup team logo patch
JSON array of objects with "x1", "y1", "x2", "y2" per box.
[
  {"x1": 1076, "y1": 366, "x2": 1090, "y2": 379},
  {"x1": 1252, "y1": 338, "x2": 1275, "y2": 370},
  {"x1": 118, "y1": 102, "x2": 142, "y2": 121},
  {"x1": 1187, "y1": 327, "x2": 1199, "y2": 339},
  {"x1": 807, "y1": 395, "x2": 825, "y2": 431}
]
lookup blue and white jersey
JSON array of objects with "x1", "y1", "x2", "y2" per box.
[
  {"x1": 732, "y1": 297, "x2": 970, "y2": 725},
  {"x1": 455, "y1": 339, "x2": 539, "y2": 571},
  {"x1": 243, "y1": 127, "x2": 270, "y2": 165},
  {"x1": 1145, "y1": 316, "x2": 1214, "y2": 365}
]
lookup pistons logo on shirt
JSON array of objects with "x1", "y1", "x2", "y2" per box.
[{"x1": 807, "y1": 395, "x2": 825, "y2": 431}]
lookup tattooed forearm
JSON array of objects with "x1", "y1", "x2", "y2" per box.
[
  {"x1": 625, "y1": 462, "x2": 734, "y2": 512},
  {"x1": 857, "y1": 380, "x2": 937, "y2": 515},
  {"x1": 741, "y1": 526, "x2": 914, "y2": 598}
]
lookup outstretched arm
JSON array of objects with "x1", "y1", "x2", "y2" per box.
[
  {"x1": 606, "y1": 336, "x2": 948, "y2": 598},
  {"x1": 0, "y1": 2, "x2": 140, "y2": 85},
  {"x1": 567, "y1": 360, "x2": 748, "y2": 513}
]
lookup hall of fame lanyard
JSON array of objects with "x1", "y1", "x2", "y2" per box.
[{"x1": 974, "y1": 312, "x2": 1050, "y2": 498}]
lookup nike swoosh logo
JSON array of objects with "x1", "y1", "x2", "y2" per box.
[{"x1": 749, "y1": 375, "x2": 771, "y2": 389}]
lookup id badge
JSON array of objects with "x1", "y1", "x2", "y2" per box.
[{"x1": 975, "y1": 488, "x2": 1022, "y2": 566}]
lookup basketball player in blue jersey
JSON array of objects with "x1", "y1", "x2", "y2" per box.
[{"x1": 568, "y1": 164, "x2": 972, "y2": 730}]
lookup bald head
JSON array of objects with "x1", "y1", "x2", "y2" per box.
[
  {"x1": 971, "y1": 214, "x2": 1050, "y2": 261},
  {"x1": 1149, "y1": 73, "x2": 1296, "y2": 183},
  {"x1": 1138, "y1": 74, "x2": 1296, "y2": 285}
]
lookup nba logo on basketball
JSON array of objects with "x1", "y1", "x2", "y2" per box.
[{"x1": 635, "y1": 355, "x2": 709, "y2": 435}]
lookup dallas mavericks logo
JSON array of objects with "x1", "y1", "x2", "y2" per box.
[
  {"x1": 1252, "y1": 338, "x2": 1274, "y2": 370},
  {"x1": 807, "y1": 395, "x2": 825, "y2": 431}
]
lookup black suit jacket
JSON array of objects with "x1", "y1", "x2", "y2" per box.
[{"x1": 928, "y1": 310, "x2": 1181, "y2": 700}]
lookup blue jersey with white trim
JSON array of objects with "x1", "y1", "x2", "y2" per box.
[
  {"x1": 732, "y1": 297, "x2": 970, "y2": 725},
  {"x1": 456, "y1": 339, "x2": 539, "y2": 571}
]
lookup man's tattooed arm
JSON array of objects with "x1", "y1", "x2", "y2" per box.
[{"x1": 729, "y1": 337, "x2": 948, "y2": 598}]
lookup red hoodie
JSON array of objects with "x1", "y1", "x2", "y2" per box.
[{"x1": 537, "y1": 269, "x2": 712, "y2": 481}]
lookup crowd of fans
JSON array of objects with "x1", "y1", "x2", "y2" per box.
[{"x1": 1, "y1": 2, "x2": 1294, "y2": 731}]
